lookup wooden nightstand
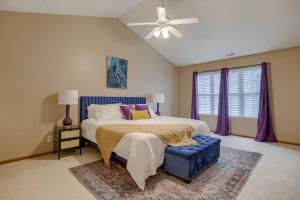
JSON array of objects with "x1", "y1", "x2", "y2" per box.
[{"x1": 54, "y1": 125, "x2": 82, "y2": 160}]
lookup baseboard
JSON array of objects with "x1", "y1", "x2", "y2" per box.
[
  {"x1": 0, "y1": 151, "x2": 53, "y2": 165},
  {"x1": 231, "y1": 133, "x2": 256, "y2": 139},
  {"x1": 231, "y1": 134, "x2": 300, "y2": 146},
  {"x1": 223, "y1": 133, "x2": 300, "y2": 146},
  {"x1": 277, "y1": 140, "x2": 300, "y2": 146},
  {"x1": 211, "y1": 130, "x2": 300, "y2": 146}
]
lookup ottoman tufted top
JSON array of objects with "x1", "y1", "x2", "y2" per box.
[{"x1": 165, "y1": 135, "x2": 221, "y2": 159}]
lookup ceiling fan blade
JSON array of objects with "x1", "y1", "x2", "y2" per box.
[
  {"x1": 127, "y1": 22, "x2": 158, "y2": 26},
  {"x1": 156, "y1": 7, "x2": 166, "y2": 21},
  {"x1": 169, "y1": 18, "x2": 199, "y2": 25},
  {"x1": 145, "y1": 27, "x2": 160, "y2": 40},
  {"x1": 166, "y1": 26, "x2": 183, "y2": 39}
]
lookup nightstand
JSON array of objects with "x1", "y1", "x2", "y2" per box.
[{"x1": 54, "y1": 125, "x2": 82, "y2": 160}]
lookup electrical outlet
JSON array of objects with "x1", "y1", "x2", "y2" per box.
[{"x1": 47, "y1": 135, "x2": 53, "y2": 143}]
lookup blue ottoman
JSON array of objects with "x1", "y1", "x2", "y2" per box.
[{"x1": 164, "y1": 135, "x2": 221, "y2": 182}]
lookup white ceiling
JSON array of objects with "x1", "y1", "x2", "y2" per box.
[
  {"x1": 0, "y1": 0, "x2": 142, "y2": 17},
  {"x1": 120, "y1": 0, "x2": 300, "y2": 66},
  {"x1": 1, "y1": 0, "x2": 300, "y2": 67}
]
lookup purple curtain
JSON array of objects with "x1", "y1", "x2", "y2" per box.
[
  {"x1": 255, "y1": 62, "x2": 277, "y2": 142},
  {"x1": 191, "y1": 72, "x2": 199, "y2": 120},
  {"x1": 215, "y1": 68, "x2": 230, "y2": 136}
]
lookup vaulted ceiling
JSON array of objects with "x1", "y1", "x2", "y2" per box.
[
  {"x1": 120, "y1": 0, "x2": 300, "y2": 66},
  {"x1": 1, "y1": 0, "x2": 300, "y2": 67}
]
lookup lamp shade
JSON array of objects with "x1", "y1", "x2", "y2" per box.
[
  {"x1": 152, "y1": 94, "x2": 164, "y2": 104},
  {"x1": 58, "y1": 90, "x2": 78, "y2": 105}
]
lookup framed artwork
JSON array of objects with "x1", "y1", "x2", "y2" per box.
[{"x1": 106, "y1": 55, "x2": 128, "y2": 89}]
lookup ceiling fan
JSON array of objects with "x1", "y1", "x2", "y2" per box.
[{"x1": 127, "y1": 0, "x2": 199, "y2": 40}]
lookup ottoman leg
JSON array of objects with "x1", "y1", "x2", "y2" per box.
[{"x1": 184, "y1": 179, "x2": 191, "y2": 184}]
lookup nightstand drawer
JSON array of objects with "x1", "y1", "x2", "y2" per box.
[
  {"x1": 61, "y1": 130, "x2": 80, "y2": 139},
  {"x1": 61, "y1": 139, "x2": 80, "y2": 149}
]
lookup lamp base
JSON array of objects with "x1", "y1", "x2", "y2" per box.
[
  {"x1": 63, "y1": 116, "x2": 72, "y2": 127},
  {"x1": 63, "y1": 105, "x2": 72, "y2": 128},
  {"x1": 155, "y1": 103, "x2": 161, "y2": 116}
]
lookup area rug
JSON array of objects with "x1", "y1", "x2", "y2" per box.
[{"x1": 69, "y1": 146, "x2": 261, "y2": 200}]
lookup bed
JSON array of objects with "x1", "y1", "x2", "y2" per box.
[{"x1": 80, "y1": 96, "x2": 211, "y2": 190}]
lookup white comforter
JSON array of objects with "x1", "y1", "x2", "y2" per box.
[{"x1": 81, "y1": 116, "x2": 211, "y2": 190}]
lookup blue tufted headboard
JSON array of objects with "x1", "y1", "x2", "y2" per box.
[{"x1": 80, "y1": 96, "x2": 146, "y2": 122}]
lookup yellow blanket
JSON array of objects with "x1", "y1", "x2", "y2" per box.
[{"x1": 95, "y1": 124, "x2": 196, "y2": 167}]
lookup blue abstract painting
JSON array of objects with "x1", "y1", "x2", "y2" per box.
[{"x1": 107, "y1": 56, "x2": 128, "y2": 89}]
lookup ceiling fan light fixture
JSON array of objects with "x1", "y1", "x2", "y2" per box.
[
  {"x1": 127, "y1": 0, "x2": 199, "y2": 40},
  {"x1": 161, "y1": 27, "x2": 170, "y2": 39},
  {"x1": 154, "y1": 29, "x2": 161, "y2": 38}
]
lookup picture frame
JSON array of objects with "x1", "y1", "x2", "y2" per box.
[{"x1": 106, "y1": 55, "x2": 128, "y2": 89}]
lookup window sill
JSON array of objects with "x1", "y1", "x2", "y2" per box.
[
  {"x1": 199, "y1": 114, "x2": 218, "y2": 117},
  {"x1": 199, "y1": 114, "x2": 258, "y2": 120},
  {"x1": 229, "y1": 116, "x2": 258, "y2": 120}
]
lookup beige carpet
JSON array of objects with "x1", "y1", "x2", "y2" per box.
[
  {"x1": 69, "y1": 146, "x2": 261, "y2": 200},
  {"x1": 1, "y1": 136, "x2": 300, "y2": 200}
]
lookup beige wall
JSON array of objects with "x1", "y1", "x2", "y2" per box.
[
  {"x1": 179, "y1": 47, "x2": 300, "y2": 144},
  {"x1": 0, "y1": 11, "x2": 178, "y2": 161}
]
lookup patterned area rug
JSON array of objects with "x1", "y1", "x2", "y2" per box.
[{"x1": 69, "y1": 146, "x2": 261, "y2": 200}]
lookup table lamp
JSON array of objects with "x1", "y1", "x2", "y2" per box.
[
  {"x1": 152, "y1": 94, "x2": 164, "y2": 115},
  {"x1": 59, "y1": 90, "x2": 78, "y2": 127}
]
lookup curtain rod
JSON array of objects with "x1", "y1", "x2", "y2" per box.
[{"x1": 196, "y1": 62, "x2": 270, "y2": 73}]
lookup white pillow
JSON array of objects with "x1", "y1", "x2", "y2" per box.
[
  {"x1": 87, "y1": 104, "x2": 98, "y2": 119},
  {"x1": 87, "y1": 103, "x2": 123, "y2": 120}
]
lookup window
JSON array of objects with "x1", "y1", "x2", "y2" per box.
[
  {"x1": 228, "y1": 66, "x2": 261, "y2": 118},
  {"x1": 197, "y1": 71, "x2": 221, "y2": 115}
]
